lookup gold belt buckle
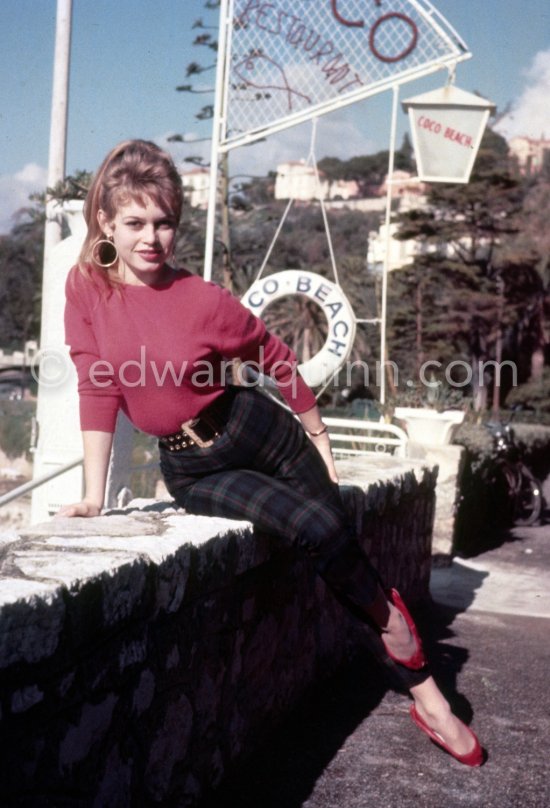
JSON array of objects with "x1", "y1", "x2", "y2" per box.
[{"x1": 179, "y1": 417, "x2": 218, "y2": 449}]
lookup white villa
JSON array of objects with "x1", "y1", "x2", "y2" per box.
[
  {"x1": 274, "y1": 160, "x2": 359, "y2": 202},
  {"x1": 508, "y1": 135, "x2": 550, "y2": 175},
  {"x1": 180, "y1": 167, "x2": 211, "y2": 208}
]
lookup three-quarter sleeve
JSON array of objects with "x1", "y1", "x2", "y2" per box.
[{"x1": 64, "y1": 269, "x2": 123, "y2": 432}]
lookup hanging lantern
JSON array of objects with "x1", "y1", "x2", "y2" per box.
[{"x1": 402, "y1": 85, "x2": 496, "y2": 183}]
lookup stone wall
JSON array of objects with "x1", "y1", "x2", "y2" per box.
[
  {"x1": 0, "y1": 459, "x2": 436, "y2": 807},
  {"x1": 405, "y1": 443, "x2": 466, "y2": 556}
]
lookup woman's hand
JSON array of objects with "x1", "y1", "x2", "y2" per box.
[
  {"x1": 56, "y1": 500, "x2": 102, "y2": 518},
  {"x1": 54, "y1": 430, "x2": 113, "y2": 518}
]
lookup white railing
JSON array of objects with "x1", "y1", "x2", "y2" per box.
[
  {"x1": 323, "y1": 417, "x2": 408, "y2": 458},
  {"x1": 0, "y1": 459, "x2": 159, "y2": 509},
  {"x1": 0, "y1": 458, "x2": 83, "y2": 507}
]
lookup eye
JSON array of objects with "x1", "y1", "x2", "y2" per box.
[{"x1": 124, "y1": 220, "x2": 142, "y2": 229}]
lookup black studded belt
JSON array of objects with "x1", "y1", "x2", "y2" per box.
[{"x1": 159, "y1": 394, "x2": 230, "y2": 452}]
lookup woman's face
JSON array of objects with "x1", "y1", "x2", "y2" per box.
[{"x1": 98, "y1": 196, "x2": 177, "y2": 285}]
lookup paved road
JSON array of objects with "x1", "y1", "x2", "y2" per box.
[
  {"x1": 202, "y1": 519, "x2": 550, "y2": 808},
  {"x1": 431, "y1": 522, "x2": 550, "y2": 618}
]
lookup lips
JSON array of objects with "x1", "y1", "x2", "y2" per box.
[{"x1": 138, "y1": 250, "x2": 163, "y2": 262}]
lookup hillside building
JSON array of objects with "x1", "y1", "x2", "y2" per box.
[
  {"x1": 508, "y1": 135, "x2": 550, "y2": 175},
  {"x1": 377, "y1": 170, "x2": 427, "y2": 211},
  {"x1": 274, "y1": 160, "x2": 359, "y2": 201},
  {"x1": 180, "y1": 167, "x2": 210, "y2": 208}
]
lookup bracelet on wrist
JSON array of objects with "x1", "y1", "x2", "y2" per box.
[{"x1": 307, "y1": 425, "x2": 328, "y2": 437}]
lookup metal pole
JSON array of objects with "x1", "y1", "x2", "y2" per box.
[
  {"x1": 43, "y1": 0, "x2": 72, "y2": 271},
  {"x1": 379, "y1": 84, "x2": 399, "y2": 405},
  {"x1": 32, "y1": 0, "x2": 74, "y2": 523},
  {"x1": 203, "y1": 0, "x2": 230, "y2": 281},
  {"x1": 0, "y1": 458, "x2": 82, "y2": 508}
]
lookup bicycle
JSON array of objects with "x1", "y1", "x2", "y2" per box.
[{"x1": 484, "y1": 419, "x2": 543, "y2": 527}]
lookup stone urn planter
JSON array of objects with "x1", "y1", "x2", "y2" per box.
[{"x1": 393, "y1": 407, "x2": 465, "y2": 445}]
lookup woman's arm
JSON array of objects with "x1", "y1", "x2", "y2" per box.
[
  {"x1": 209, "y1": 284, "x2": 337, "y2": 480},
  {"x1": 56, "y1": 430, "x2": 114, "y2": 517},
  {"x1": 298, "y1": 404, "x2": 338, "y2": 484}
]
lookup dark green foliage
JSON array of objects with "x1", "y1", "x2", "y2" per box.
[
  {"x1": 453, "y1": 419, "x2": 550, "y2": 555},
  {"x1": 0, "y1": 400, "x2": 35, "y2": 459},
  {"x1": 390, "y1": 128, "x2": 549, "y2": 410},
  {"x1": 318, "y1": 135, "x2": 415, "y2": 192},
  {"x1": 0, "y1": 206, "x2": 44, "y2": 348},
  {"x1": 174, "y1": 204, "x2": 207, "y2": 276},
  {"x1": 506, "y1": 368, "x2": 550, "y2": 413},
  {"x1": 0, "y1": 171, "x2": 94, "y2": 349},
  {"x1": 43, "y1": 170, "x2": 92, "y2": 204}
]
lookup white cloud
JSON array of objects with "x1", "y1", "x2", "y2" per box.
[
  {"x1": 233, "y1": 116, "x2": 376, "y2": 179},
  {"x1": 0, "y1": 163, "x2": 48, "y2": 235},
  {"x1": 495, "y1": 49, "x2": 550, "y2": 140}
]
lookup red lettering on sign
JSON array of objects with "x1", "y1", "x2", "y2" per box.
[
  {"x1": 323, "y1": 55, "x2": 351, "y2": 85},
  {"x1": 256, "y1": 3, "x2": 279, "y2": 34},
  {"x1": 416, "y1": 117, "x2": 474, "y2": 148},
  {"x1": 238, "y1": 0, "x2": 262, "y2": 26},
  {"x1": 310, "y1": 40, "x2": 335, "y2": 64},
  {"x1": 338, "y1": 73, "x2": 364, "y2": 94},
  {"x1": 302, "y1": 30, "x2": 321, "y2": 52},
  {"x1": 330, "y1": 0, "x2": 383, "y2": 29},
  {"x1": 444, "y1": 127, "x2": 473, "y2": 148},
  {"x1": 418, "y1": 115, "x2": 441, "y2": 134},
  {"x1": 330, "y1": 0, "x2": 364, "y2": 28},
  {"x1": 234, "y1": 0, "x2": 422, "y2": 103},
  {"x1": 287, "y1": 22, "x2": 306, "y2": 46},
  {"x1": 369, "y1": 13, "x2": 418, "y2": 63}
]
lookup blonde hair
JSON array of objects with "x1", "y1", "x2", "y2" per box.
[{"x1": 79, "y1": 139, "x2": 183, "y2": 287}]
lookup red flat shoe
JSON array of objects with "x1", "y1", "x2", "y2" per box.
[
  {"x1": 382, "y1": 588, "x2": 427, "y2": 670},
  {"x1": 410, "y1": 704, "x2": 484, "y2": 767}
]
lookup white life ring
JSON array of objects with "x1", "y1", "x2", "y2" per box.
[{"x1": 241, "y1": 270, "x2": 356, "y2": 388}]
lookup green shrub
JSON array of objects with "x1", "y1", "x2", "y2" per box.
[
  {"x1": 506, "y1": 369, "x2": 550, "y2": 414},
  {"x1": 0, "y1": 400, "x2": 35, "y2": 460},
  {"x1": 453, "y1": 419, "x2": 550, "y2": 556}
]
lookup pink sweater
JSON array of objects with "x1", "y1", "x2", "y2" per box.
[{"x1": 64, "y1": 267, "x2": 317, "y2": 435}]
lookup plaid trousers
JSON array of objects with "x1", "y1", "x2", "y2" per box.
[{"x1": 159, "y1": 386, "x2": 430, "y2": 689}]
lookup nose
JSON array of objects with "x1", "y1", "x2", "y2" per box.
[{"x1": 142, "y1": 224, "x2": 159, "y2": 244}]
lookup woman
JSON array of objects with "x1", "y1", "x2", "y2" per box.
[{"x1": 60, "y1": 139, "x2": 483, "y2": 767}]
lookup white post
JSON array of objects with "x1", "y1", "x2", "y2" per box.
[
  {"x1": 43, "y1": 0, "x2": 72, "y2": 268},
  {"x1": 31, "y1": 0, "x2": 78, "y2": 524},
  {"x1": 379, "y1": 84, "x2": 399, "y2": 405},
  {"x1": 203, "y1": 0, "x2": 230, "y2": 281}
]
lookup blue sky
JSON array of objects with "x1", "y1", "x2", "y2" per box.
[{"x1": 1, "y1": 0, "x2": 549, "y2": 233}]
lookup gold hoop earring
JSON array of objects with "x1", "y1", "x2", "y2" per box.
[{"x1": 92, "y1": 237, "x2": 118, "y2": 268}]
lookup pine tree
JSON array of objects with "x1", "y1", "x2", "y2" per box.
[{"x1": 390, "y1": 129, "x2": 534, "y2": 412}]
